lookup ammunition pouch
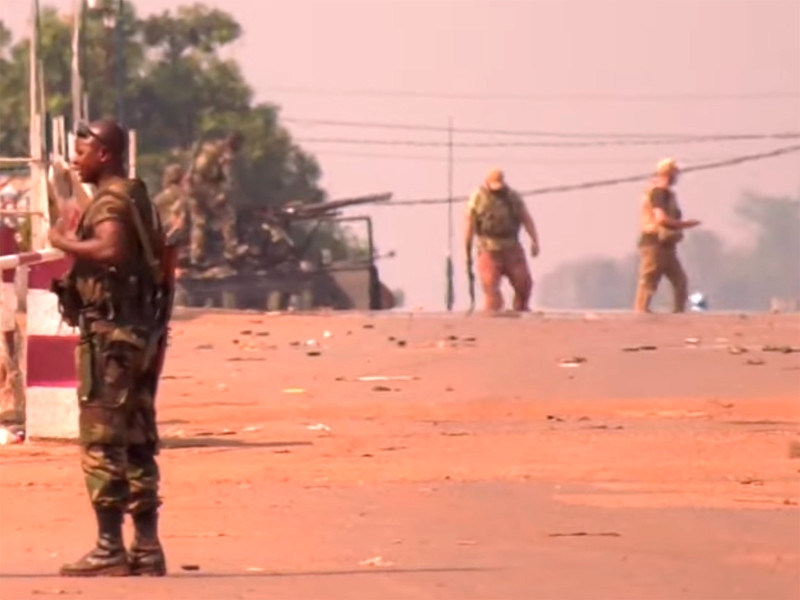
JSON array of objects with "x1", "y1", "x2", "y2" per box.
[{"x1": 50, "y1": 276, "x2": 83, "y2": 328}]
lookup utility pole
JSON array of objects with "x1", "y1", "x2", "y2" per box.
[
  {"x1": 70, "y1": 0, "x2": 83, "y2": 129},
  {"x1": 445, "y1": 117, "x2": 454, "y2": 311},
  {"x1": 114, "y1": 0, "x2": 125, "y2": 125}
]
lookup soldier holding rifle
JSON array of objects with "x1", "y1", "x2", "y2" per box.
[{"x1": 47, "y1": 119, "x2": 175, "y2": 577}]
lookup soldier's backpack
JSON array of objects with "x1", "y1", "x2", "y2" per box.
[{"x1": 471, "y1": 186, "x2": 521, "y2": 240}]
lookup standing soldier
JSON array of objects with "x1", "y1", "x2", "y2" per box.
[
  {"x1": 152, "y1": 164, "x2": 186, "y2": 230},
  {"x1": 186, "y1": 131, "x2": 246, "y2": 267},
  {"x1": 465, "y1": 168, "x2": 540, "y2": 312},
  {"x1": 153, "y1": 163, "x2": 190, "y2": 256},
  {"x1": 634, "y1": 158, "x2": 701, "y2": 313},
  {"x1": 48, "y1": 120, "x2": 171, "y2": 577}
]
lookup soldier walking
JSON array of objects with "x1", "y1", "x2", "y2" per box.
[
  {"x1": 48, "y1": 119, "x2": 171, "y2": 576},
  {"x1": 465, "y1": 168, "x2": 540, "y2": 311},
  {"x1": 634, "y1": 158, "x2": 701, "y2": 313}
]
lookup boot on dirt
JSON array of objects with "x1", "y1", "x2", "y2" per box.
[
  {"x1": 59, "y1": 508, "x2": 129, "y2": 577},
  {"x1": 128, "y1": 509, "x2": 167, "y2": 576}
]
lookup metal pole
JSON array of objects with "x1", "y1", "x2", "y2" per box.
[
  {"x1": 70, "y1": 0, "x2": 82, "y2": 129},
  {"x1": 114, "y1": 0, "x2": 125, "y2": 125},
  {"x1": 445, "y1": 117, "x2": 454, "y2": 311}
]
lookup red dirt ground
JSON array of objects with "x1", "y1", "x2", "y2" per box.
[{"x1": 1, "y1": 311, "x2": 799, "y2": 599}]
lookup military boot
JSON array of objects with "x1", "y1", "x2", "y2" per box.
[
  {"x1": 60, "y1": 508, "x2": 129, "y2": 577},
  {"x1": 128, "y1": 509, "x2": 167, "y2": 576}
]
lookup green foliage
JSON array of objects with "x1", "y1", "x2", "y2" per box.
[
  {"x1": 538, "y1": 192, "x2": 800, "y2": 311},
  {"x1": 0, "y1": 1, "x2": 324, "y2": 212}
]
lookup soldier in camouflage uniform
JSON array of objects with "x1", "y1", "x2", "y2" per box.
[
  {"x1": 186, "y1": 132, "x2": 246, "y2": 266},
  {"x1": 152, "y1": 164, "x2": 187, "y2": 233},
  {"x1": 465, "y1": 168, "x2": 541, "y2": 312},
  {"x1": 48, "y1": 120, "x2": 169, "y2": 577}
]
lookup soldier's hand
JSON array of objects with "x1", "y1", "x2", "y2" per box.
[
  {"x1": 684, "y1": 219, "x2": 701, "y2": 228},
  {"x1": 530, "y1": 241, "x2": 540, "y2": 258}
]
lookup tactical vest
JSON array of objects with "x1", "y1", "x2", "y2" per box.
[
  {"x1": 640, "y1": 185, "x2": 683, "y2": 244},
  {"x1": 471, "y1": 187, "x2": 521, "y2": 240},
  {"x1": 71, "y1": 178, "x2": 166, "y2": 326}
]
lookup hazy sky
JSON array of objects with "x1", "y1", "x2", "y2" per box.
[{"x1": 3, "y1": 0, "x2": 799, "y2": 310}]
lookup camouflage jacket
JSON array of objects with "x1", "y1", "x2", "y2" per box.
[
  {"x1": 189, "y1": 141, "x2": 234, "y2": 195},
  {"x1": 71, "y1": 177, "x2": 165, "y2": 331},
  {"x1": 152, "y1": 184, "x2": 187, "y2": 228}
]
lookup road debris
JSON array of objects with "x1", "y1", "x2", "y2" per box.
[
  {"x1": 307, "y1": 423, "x2": 331, "y2": 432},
  {"x1": 727, "y1": 345, "x2": 748, "y2": 355},
  {"x1": 180, "y1": 564, "x2": 200, "y2": 571},
  {"x1": 622, "y1": 345, "x2": 658, "y2": 352},
  {"x1": 763, "y1": 345, "x2": 800, "y2": 354},
  {"x1": 358, "y1": 375, "x2": 418, "y2": 382},
  {"x1": 547, "y1": 531, "x2": 621, "y2": 538},
  {"x1": 359, "y1": 556, "x2": 394, "y2": 567},
  {"x1": 372, "y1": 385, "x2": 392, "y2": 392},
  {"x1": 283, "y1": 388, "x2": 306, "y2": 394},
  {"x1": 0, "y1": 425, "x2": 24, "y2": 445},
  {"x1": 306, "y1": 350, "x2": 322, "y2": 357},
  {"x1": 737, "y1": 477, "x2": 765, "y2": 486},
  {"x1": 559, "y1": 356, "x2": 587, "y2": 367},
  {"x1": 684, "y1": 337, "x2": 701, "y2": 345},
  {"x1": 745, "y1": 358, "x2": 765, "y2": 366}
]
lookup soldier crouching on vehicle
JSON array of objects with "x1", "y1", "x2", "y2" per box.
[
  {"x1": 465, "y1": 168, "x2": 541, "y2": 311},
  {"x1": 48, "y1": 119, "x2": 172, "y2": 577},
  {"x1": 186, "y1": 131, "x2": 248, "y2": 267}
]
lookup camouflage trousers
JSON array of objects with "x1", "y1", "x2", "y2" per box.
[
  {"x1": 634, "y1": 243, "x2": 688, "y2": 313},
  {"x1": 187, "y1": 191, "x2": 239, "y2": 264},
  {"x1": 76, "y1": 326, "x2": 161, "y2": 515},
  {"x1": 476, "y1": 241, "x2": 533, "y2": 311}
]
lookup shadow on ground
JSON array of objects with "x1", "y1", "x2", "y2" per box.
[{"x1": 160, "y1": 438, "x2": 313, "y2": 451}]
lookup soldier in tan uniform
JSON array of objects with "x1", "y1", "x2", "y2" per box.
[
  {"x1": 634, "y1": 158, "x2": 701, "y2": 313},
  {"x1": 465, "y1": 168, "x2": 540, "y2": 311}
]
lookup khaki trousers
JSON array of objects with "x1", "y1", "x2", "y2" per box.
[{"x1": 634, "y1": 243, "x2": 688, "y2": 313}]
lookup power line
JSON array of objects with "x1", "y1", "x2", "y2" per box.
[
  {"x1": 284, "y1": 116, "x2": 800, "y2": 142},
  {"x1": 294, "y1": 134, "x2": 800, "y2": 149},
  {"x1": 318, "y1": 149, "x2": 739, "y2": 165},
  {"x1": 265, "y1": 86, "x2": 800, "y2": 102},
  {"x1": 378, "y1": 143, "x2": 800, "y2": 207}
]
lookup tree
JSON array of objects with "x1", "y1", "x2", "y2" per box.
[
  {"x1": 538, "y1": 192, "x2": 800, "y2": 311},
  {"x1": 0, "y1": 2, "x2": 324, "y2": 213}
]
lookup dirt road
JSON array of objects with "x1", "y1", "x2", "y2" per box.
[{"x1": 1, "y1": 312, "x2": 798, "y2": 599}]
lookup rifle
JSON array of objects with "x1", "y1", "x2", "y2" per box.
[{"x1": 150, "y1": 242, "x2": 178, "y2": 401}]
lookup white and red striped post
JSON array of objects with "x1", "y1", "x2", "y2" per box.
[{"x1": 22, "y1": 254, "x2": 80, "y2": 440}]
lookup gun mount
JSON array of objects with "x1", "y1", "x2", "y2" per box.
[{"x1": 173, "y1": 192, "x2": 397, "y2": 311}]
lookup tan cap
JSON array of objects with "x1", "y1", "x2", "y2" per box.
[
  {"x1": 656, "y1": 157, "x2": 679, "y2": 175},
  {"x1": 485, "y1": 167, "x2": 505, "y2": 191}
]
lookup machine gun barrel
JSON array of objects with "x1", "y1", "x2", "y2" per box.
[{"x1": 280, "y1": 192, "x2": 392, "y2": 220}]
